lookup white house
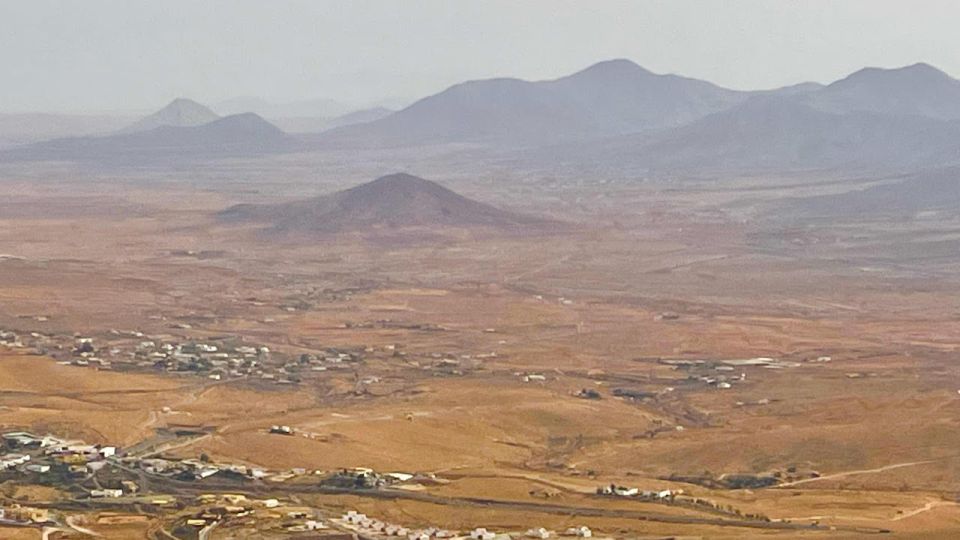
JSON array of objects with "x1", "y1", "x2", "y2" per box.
[
  {"x1": 471, "y1": 528, "x2": 497, "y2": 540},
  {"x1": 565, "y1": 527, "x2": 592, "y2": 538}
]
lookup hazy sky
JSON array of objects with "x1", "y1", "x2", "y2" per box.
[{"x1": 4, "y1": 0, "x2": 960, "y2": 113}]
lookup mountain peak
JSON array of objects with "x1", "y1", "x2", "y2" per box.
[
  {"x1": 817, "y1": 62, "x2": 960, "y2": 120},
  {"x1": 154, "y1": 98, "x2": 218, "y2": 120},
  {"x1": 898, "y1": 62, "x2": 948, "y2": 76},
  {"x1": 835, "y1": 62, "x2": 955, "y2": 87},
  {"x1": 122, "y1": 98, "x2": 220, "y2": 133},
  {"x1": 567, "y1": 58, "x2": 653, "y2": 80},
  {"x1": 165, "y1": 97, "x2": 206, "y2": 108},
  {"x1": 366, "y1": 172, "x2": 435, "y2": 189},
  {"x1": 211, "y1": 112, "x2": 281, "y2": 130}
]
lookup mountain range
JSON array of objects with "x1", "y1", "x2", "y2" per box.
[
  {"x1": 6, "y1": 59, "x2": 960, "y2": 174},
  {"x1": 323, "y1": 59, "x2": 749, "y2": 147}
]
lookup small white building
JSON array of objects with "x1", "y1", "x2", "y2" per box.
[
  {"x1": 0, "y1": 454, "x2": 30, "y2": 469},
  {"x1": 343, "y1": 511, "x2": 367, "y2": 524},
  {"x1": 471, "y1": 528, "x2": 497, "y2": 540},
  {"x1": 304, "y1": 520, "x2": 325, "y2": 530}
]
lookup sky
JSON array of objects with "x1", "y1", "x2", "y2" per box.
[{"x1": 3, "y1": 0, "x2": 960, "y2": 113}]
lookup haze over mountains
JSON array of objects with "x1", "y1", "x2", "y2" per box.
[
  {"x1": 5, "y1": 58, "x2": 960, "y2": 178},
  {"x1": 214, "y1": 96, "x2": 355, "y2": 118},
  {"x1": 218, "y1": 173, "x2": 550, "y2": 234},
  {"x1": 0, "y1": 110, "x2": 292, "y2": 163},
  {"x1": 324, "y1": 60, "x2": 960, "y2": 174}
]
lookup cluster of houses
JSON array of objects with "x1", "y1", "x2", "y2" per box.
[
  {"x1": 3, "y1": 427, "x2": 450, "y2": 522},
  {"x1": 658, "y1": 356, "x2": 807, "y2": 390},
  {"x1": 340, "y1": 510, "x2": 458, "y2": 540},
  {"x1": 524, "y1": 526, "x2": 591, "y2": 539},
  {"x1": 137, "y1": 451, "x2": 425, "y2": 490},
  {"x1": 339, "y1": 511, "x2": 594, "y2": 540},
  {"x1": 0, "y1": 326, "x2": 362, "y2": 385},
  {"x1": 137, "y1": 456, "x2": 270, "y2": 482},
  {"x1": 183, "y1": 493, "x2": 325, "y2": 533},
  {"x1": 596, "y1": 484, "x2": 681, "y2": 501},
  {"x1": 601, "y1": 478, "x2": 772, "y2": 521},
  {"x1": 320, "y1": 467, "x2": 429, "y2": 490},
  {"x1": 3, "y1": 430, "x2": 253, "y2": 495},
  {"x1": 1, "y1": 431, "x2": 124, "y2": 493}
]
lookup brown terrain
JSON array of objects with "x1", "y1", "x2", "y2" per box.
[{"x1": 0, "y1": 147, "x2": 958, "y2": 540}]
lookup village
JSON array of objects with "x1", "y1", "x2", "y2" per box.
[
  {"x1": 1, "y1": 427, "x2": 586, "y2": 537},
  {"x1": 0, "y1": 321, "x2": 513, "y2": 392},
  {"x1": 0, "y1": 325, "x2": 365, "y2": 385},
  {"x1": 0, "y1": 424, "x2": 800, "y2": 538}
]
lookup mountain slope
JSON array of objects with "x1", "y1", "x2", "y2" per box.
[
  {"x1": 527, "y1": 95, "x2": 960, "y2": 174},
  {"x1": 322, "y1": 59, "x2": 746, "y2": 147},
  {"x1": 809, "y1": 63, "x2": 960, "y2": 120},
  {"x1": 219, "y1": 173, "x2": 551, "y2": 233},
  {"x1": 0, "y1": 113, "x2": 292, "y2": 163},
  {"x1": 782, "y1": 167, "x2": 960, "y2": 220},
  {"x1": 641, "y1": 96, "x2": 960, "y2": 170},
  {"x1": 121, "y1": 98, "x2": 220, "y2": 133},
  {"x1": 321, "y1": 107, "x2": 394, "y2": 131}
]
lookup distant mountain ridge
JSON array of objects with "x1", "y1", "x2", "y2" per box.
[
  {"x1": 320, "y1": 59, "x2": 960, "y2": 168},
  {"x1": 6, "y1": 59, "x2": 960, "y2": 173},
  {"x1": 218, "y1": 173, "x2": 552, "y2": 233},
  {"x1": 527, "y1": 95, "x2": 960, "y2": 174},
  {"x1": 0, "y1": 111, "x2": 291, "y2": 163},
  {"x1": 322, "y1": 59, "x2": 749, "y2": 147}
]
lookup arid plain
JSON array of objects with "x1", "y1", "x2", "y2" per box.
[{"x1": 1, "y1": 151, "x2": 959, "y2": 539}]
